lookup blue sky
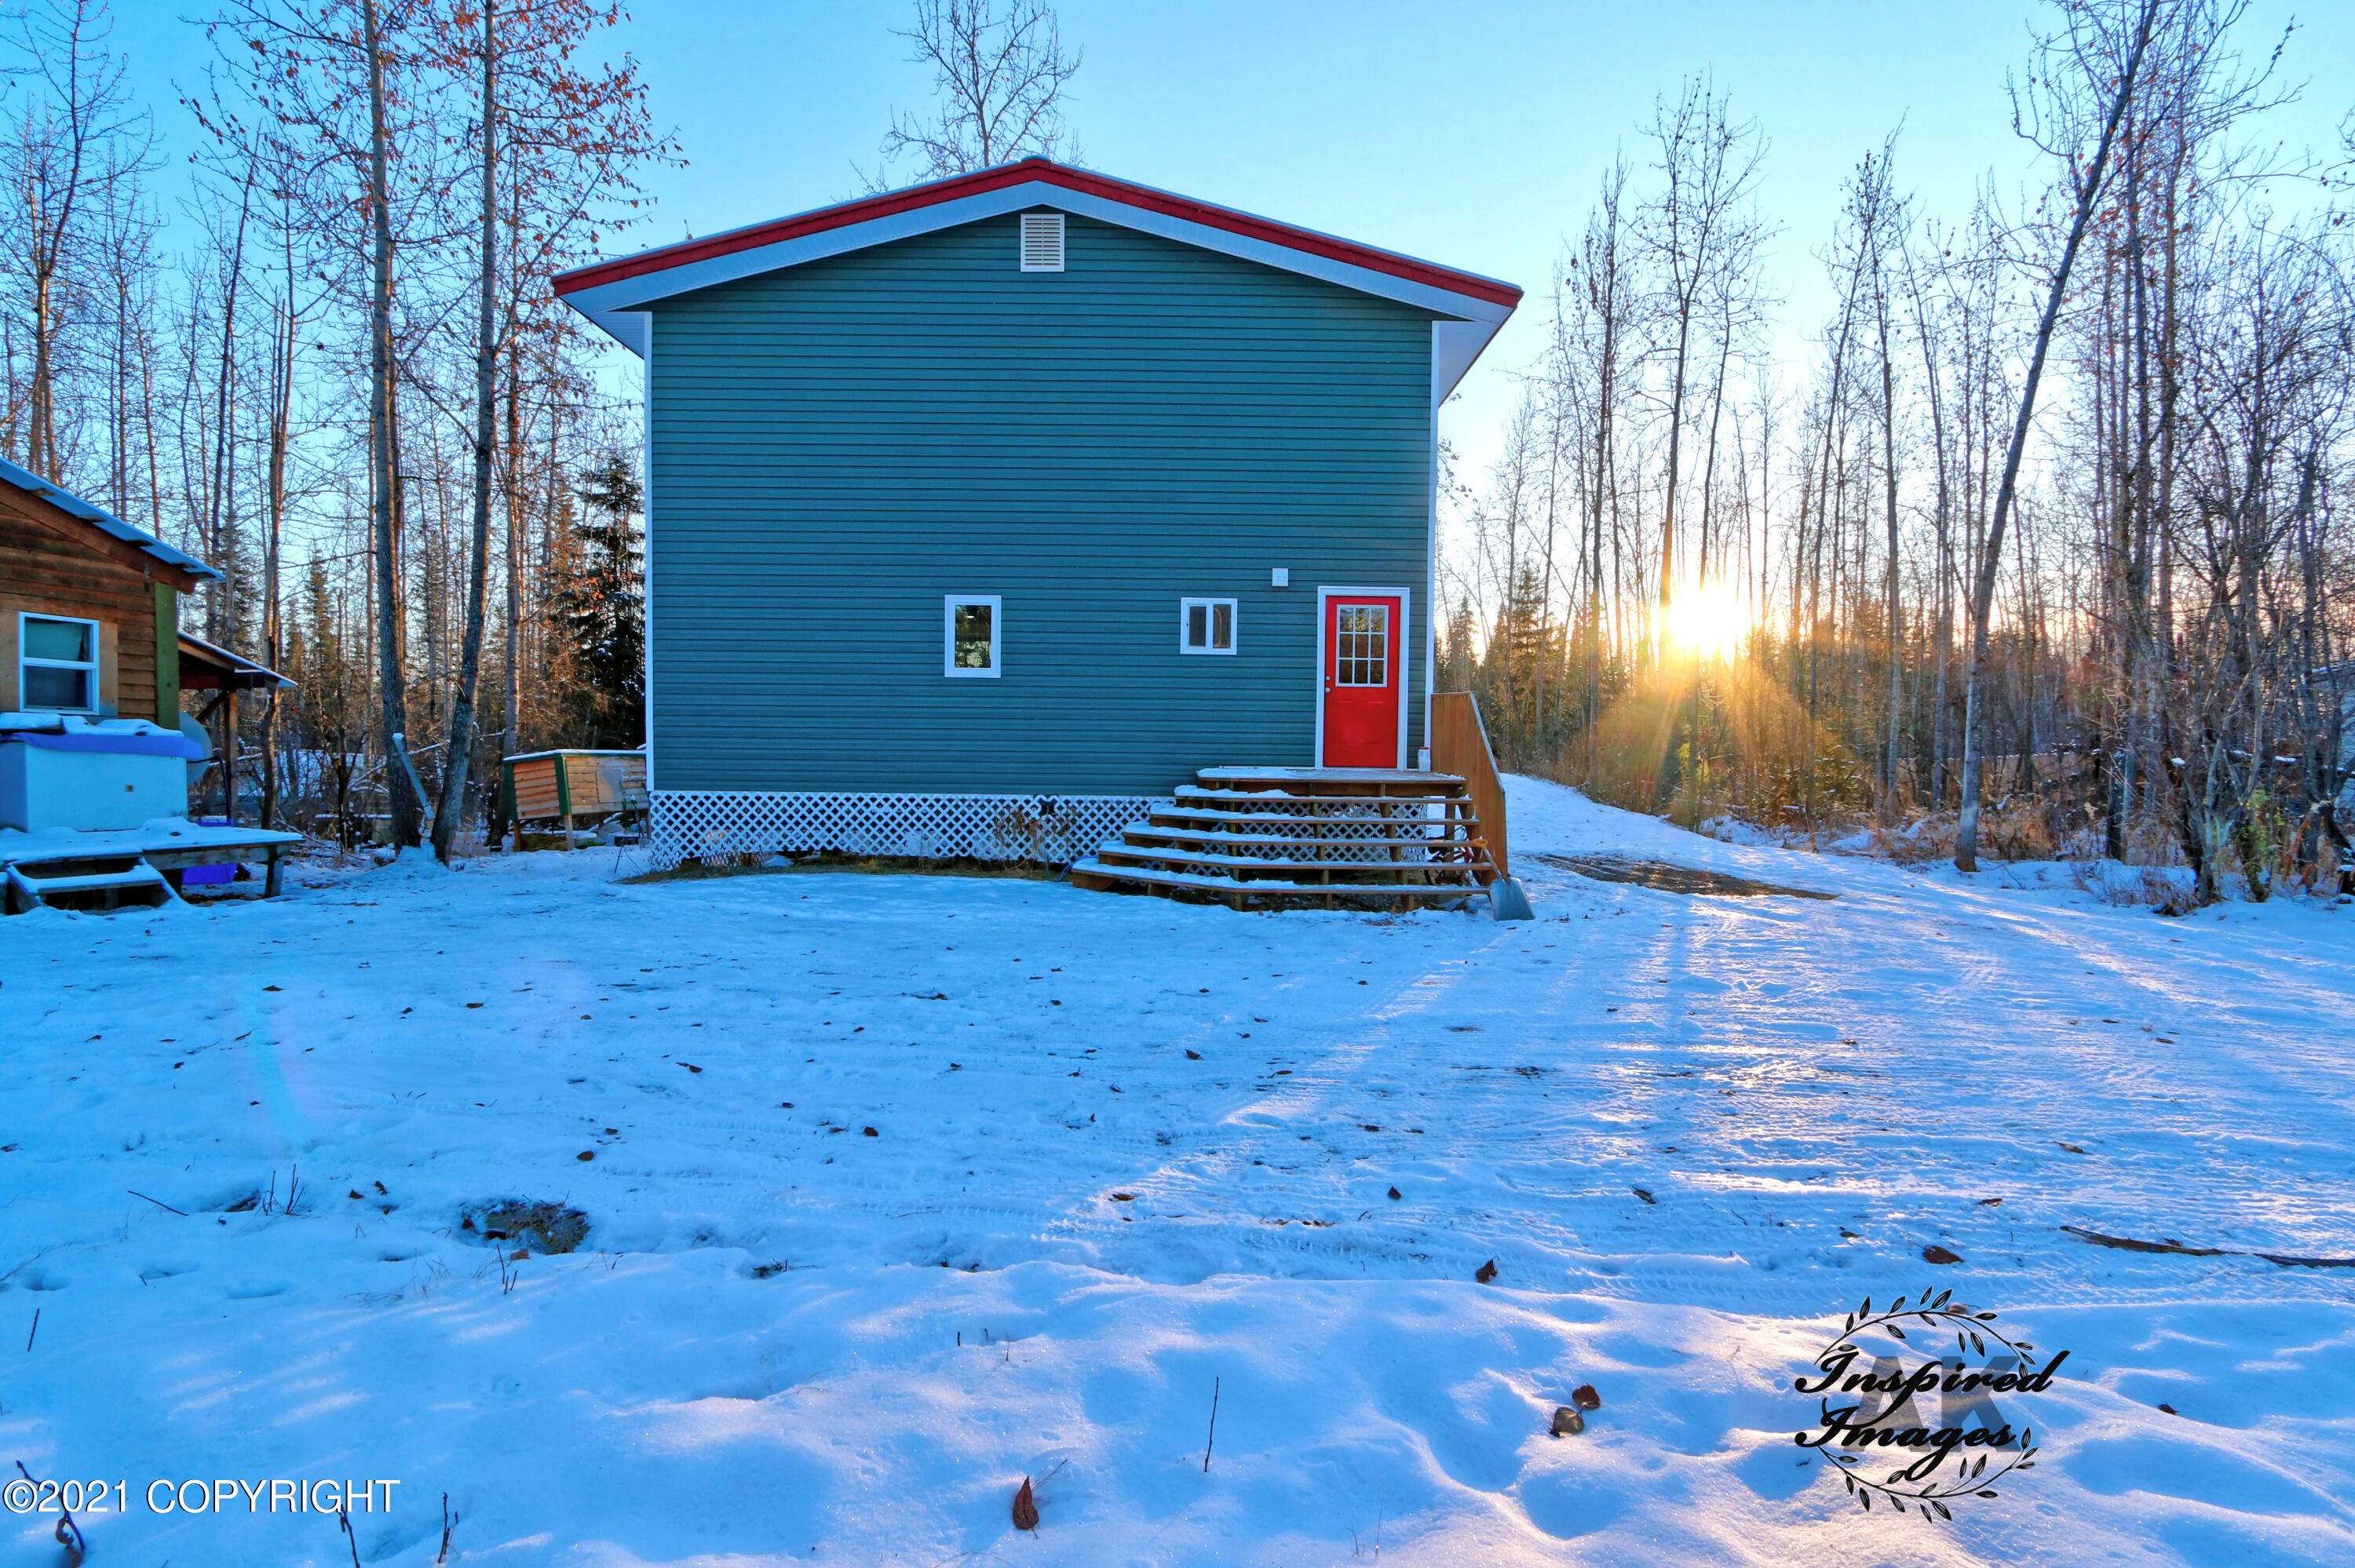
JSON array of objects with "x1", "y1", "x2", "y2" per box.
[{"x1": 118, "y1": 0, "x2": 2351, "y2": 479}]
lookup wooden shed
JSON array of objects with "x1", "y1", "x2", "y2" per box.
[{"x1": 501, "y1": 749, "x2": 647, "y2": 848}]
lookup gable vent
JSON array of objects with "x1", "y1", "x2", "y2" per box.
[{"x1": 1019, "y1": 212, "x2": 1065, "y2": 272}]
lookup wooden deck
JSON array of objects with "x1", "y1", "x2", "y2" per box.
[
  {"x1": 0, "y1": 820, "x2": 299, "y2": 911},
  {"x1": 1194, "y1": 766, "x2": 1467, "y2": 791}
]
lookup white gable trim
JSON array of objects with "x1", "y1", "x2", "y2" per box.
[
  {"x1": 1432, "y1": 319, "x2": 1497, "y2": 405},
  {"x1": 564, "y1": 181, "x2": 1511, "y2": 371}
]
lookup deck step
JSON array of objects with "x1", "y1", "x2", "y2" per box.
[
  {"x1": 1195, "y1": 767, "x2": 1467, "y2": 795},
  {"x1": 1095, "y1": 845, "x2": 1488, "y2": 881},
  {"x1": 1123, "y1": 823, "x2": 1488, "y2": 853},
  {"x1": 1155, "y1": 801, "x2": 1474, "y2": 822},
  {"x1": 1173, "y1": 785, "x2": 1469, "y2": 808},
  {"x1": 1148, "y1": 808, "x2": 1481, "y2": 833},
  {"x1": 1077, "y1": 765, "x2": 1494, "y2": 913},
  {"x1": 1070, "y1": 857, "x2": 1484, "y2": 904},
  {"x1": 3, "y1": 856, "x2": 170, "y2": 913}
]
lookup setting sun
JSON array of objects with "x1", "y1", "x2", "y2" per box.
[{"x1": 1663, "y1": 583, "x2": 1749, "y2": 662}]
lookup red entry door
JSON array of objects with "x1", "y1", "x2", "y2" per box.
[{"x1": 1321, "y1": 593, "x2": 1403, "y2": 768}]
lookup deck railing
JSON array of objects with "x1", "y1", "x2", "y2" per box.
[{"x1": 1429, "y1": 691, "x2": 1508, "y2": 881}]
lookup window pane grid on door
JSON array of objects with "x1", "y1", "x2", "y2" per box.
[{"x1": 1335, "y1": 605, "x2": 1388, "y2": 687}]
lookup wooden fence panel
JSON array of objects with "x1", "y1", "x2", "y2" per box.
[{"x1": 1430, "y1": 691, "x2": 1508, "y2": 880}]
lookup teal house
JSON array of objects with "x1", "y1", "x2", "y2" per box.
[{"x1": 556, "y1": 159, "x2": 1520, "y2": 871}]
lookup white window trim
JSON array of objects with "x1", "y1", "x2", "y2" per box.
[
  {"x1": 944, "y1": 593, "x2": 1002, "y2": 678},
  {"x1": 18, "y1": 611, "x2": 100, "y2": 713},
  {"x1": 1178, "y1": 596, "x2": 1238, "y2": 656}
]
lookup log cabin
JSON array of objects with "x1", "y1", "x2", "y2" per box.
[
  {"x1": 0, "y1": 460, "x2": 298, "y2": 910},
  {"x1": 0, "y1": 455, "x2": 212, "y2": 726}
]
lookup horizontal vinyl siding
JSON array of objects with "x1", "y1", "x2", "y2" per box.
[{"x1": 649, "y1": 212, "x2": 1433, "y2": 797}]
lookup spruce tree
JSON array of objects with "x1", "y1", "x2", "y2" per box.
[{"x1": 559, "y1": 450, "x2": 646, "y2": 747}]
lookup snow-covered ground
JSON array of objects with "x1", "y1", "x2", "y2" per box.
[{"x1": 2, "y1": 777, "x2": 2350, "y2": 1566}]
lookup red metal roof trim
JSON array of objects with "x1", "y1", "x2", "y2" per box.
[{"x1": 553, "y1": 158, "x2": 1522, "y2": 310}]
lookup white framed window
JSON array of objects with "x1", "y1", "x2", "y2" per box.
[
  {"x1": 1179, "y1": 597, "x2": 1236, "y2": 655},
  {"x1": 19, "y1": 613, "x2": 99, "y2": 712},
  {"x1": 944, "y1": 594, "x2": 1001, "y2": 677}
]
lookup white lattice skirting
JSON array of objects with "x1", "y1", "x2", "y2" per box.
[{"x1": 648, "y1": 789, "x2": 1157, "y2": 870}]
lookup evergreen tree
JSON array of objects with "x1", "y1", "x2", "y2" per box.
[
  {"x1": 1481, "y1": 566, "x2": 1564, "y2": 765},
  {"x1": 289, "y1": 556, "x2": 370, "y2": 846},
  {"x1": 558, "y1": 449, "x2": 645, "y2": 747},
  {"x1": 1437, "y1": 598, "x2": 1480, "y2": 695}
]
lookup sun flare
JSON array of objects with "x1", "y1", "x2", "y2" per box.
[{"x1": 1663, "y1": 584, "x2": 1749, "y2": 662}]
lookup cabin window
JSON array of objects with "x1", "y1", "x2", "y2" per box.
[
  {"x1": 19, "y1": 613, "x2": 99, "y2": 712},
  {"x1": 944, "y1": 594, "x2": 1001, "y2": 677},
  {"x1": 1180, "y1": 597, "x2": 1236, "y2": 655}
]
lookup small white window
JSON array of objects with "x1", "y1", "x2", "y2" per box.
[
  {"x1": 1179, "y1": 597, "x2": 1236, "y2": 655},
  {"x1": 1020, "y1": 212, "x2": 1065, "y2": 272},
  {"x1": 944, "y1": 594, "x2": 1001, "y2": 677},
  {"x1": 19, "y1": 613, "x2": 99, "y2": 712}
]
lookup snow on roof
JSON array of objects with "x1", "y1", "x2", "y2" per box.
[
  {"x1": 0, "y1": 455, "x2": 220, "y2": 582},
  {"x1": 177, "y1": 630, "x2": 294, "y2": 689}
]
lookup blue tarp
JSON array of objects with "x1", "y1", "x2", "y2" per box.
[{"x1": 2, "y1": 729, "x2": 204, "y2": 759}]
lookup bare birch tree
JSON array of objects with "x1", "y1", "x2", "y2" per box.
[
  {"x1": 0, "y1": 0, "x2": 153, "y2": 483},
  {"x1": 1634, "y1": 75, "x2": 1767, "y2": 635},
  {"x1": 877, "y1": 0, "x2": 1080, "y2": 181},
  {"x1": 1954, "y1": 0, "x2": 2162, "y2": 872}
]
